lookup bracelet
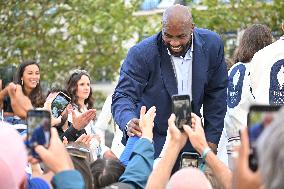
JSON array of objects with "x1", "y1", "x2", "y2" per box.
[{"x1": 201, "y1": 147, "x2": 212, "y2": 161}]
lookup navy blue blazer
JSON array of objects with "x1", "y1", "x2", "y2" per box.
[{"x1": 112, "y1": 28, "x2": 228, "y2": 158}]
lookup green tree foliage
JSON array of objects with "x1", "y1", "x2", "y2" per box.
[
  {"x1": 0, "y1": 0, "x2": 143, "y2": 83},
  {"x1": 133, "y1": 0, "x2": 284, "y2": 64},
  {"x1": 190, "y1": 0, "x2": 284, "y2": 34},
  {"x1": 189, "y1": 0, "x2": 284, "y2": 60},
  {"x1": 1, "y1": 0, "x2": 283, "y2": 84}
]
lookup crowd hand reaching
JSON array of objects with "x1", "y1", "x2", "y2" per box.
[
  {"x1": 75, "y1": 134, "x2": 94, "y2": 148},
  {"x1": 182, "y1": 113, "x2": 209, "y2": 154},
  {"x1": 0, "y1": 85, "x2": 8, "y2": 108},
  {"x1": 6, "y1": 83, "x2": 33, "y2": 119},
  {"x1": 69, "y1": 108, "x2": 96, "y2": 130},
  {"x1": 35, "y1": 128, "x2": 74, "y2": 173},
  {"x1": 139, "y1": 106, "x2": 156, "y2": 140},
  {"x1": 63, "y1": 134, "x2": 95, "y2": 148},
  {"x1": 166, "y1": 114, "x2": 187, "y2": 151},
  {"x1": 63, "y1": 136, "x2": 68, "y2": 146},
  {"x1": 232, "y1": 129, "x2": 262, "y2": 189}
]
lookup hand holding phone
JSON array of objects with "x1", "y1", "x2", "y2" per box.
[
  {"x1": 172, "y1": 95, "x2": 191, "y2": 131},
  {"x1": 51, "y1": 92, "x2": 71, "y2": 118},
  {"x1": 27, "y1": 110, "x2": 51, "y2": 159},
  {"x1": 247, "y1": 105, "x2": 280, "y2": 171}
]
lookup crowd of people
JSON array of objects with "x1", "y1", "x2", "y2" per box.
[{"x1": 0, "y1": 4, "x2": 284, "y2": 189}]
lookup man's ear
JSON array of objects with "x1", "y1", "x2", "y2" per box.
[{"x1": 282, "y1": 22, "x2": 284, "y2": 32}]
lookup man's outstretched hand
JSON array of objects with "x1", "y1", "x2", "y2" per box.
[{"x1": 126, "y1": 118, "x2": 142, "y2": 137}]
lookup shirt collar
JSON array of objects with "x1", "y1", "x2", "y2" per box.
[
  {"x1": 280, "y1": 35, "x2": 284, "y2": 40},
  {"x1": 167, "y1": 33, "x2": 194, "y2": 60}
]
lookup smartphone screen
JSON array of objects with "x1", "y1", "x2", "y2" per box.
[
  {"x1": 51, "y1": 92, "x2": 71, "y2": 118},
  {"x1": 180, "y1": 152, "x2": 199, "y2": 169},
  {"x1": 247, "y1": 105, "x2": 280, "y2": 171},
  {"x1": 172, "y1": 95, "x2": 191, "y2": 130},
  {"x1": 27, "y1": 110, "x2": 51, "y2": 159}
]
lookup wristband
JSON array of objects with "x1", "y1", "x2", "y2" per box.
[
  {"x1": 125, "y1": 120, "x2": 132, "y2": 132},
  {"x1": 199, "y1": 147, "x2": 211, "y2": 172},
  {"x1": 201, "y1": 147, "x2": 212, "y2": 161}
]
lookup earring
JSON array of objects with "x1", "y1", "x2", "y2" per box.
[{"x1": 21, "y1": 80, "x2": 23, "y2": 86}]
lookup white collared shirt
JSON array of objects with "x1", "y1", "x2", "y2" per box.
[{"x1": 168, "y1": 36, "x2": 194, "y2": 97}]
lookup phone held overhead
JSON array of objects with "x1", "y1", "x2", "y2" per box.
[
  {"x1": 172, "y1": 94, "x2": 191, "y2": 131},
  {"x1": 247, "y1": 105, "x2": 280, "y2": 171},
  {"x1": 51, "y1": 92, "x2": 71, "y2": 118}
]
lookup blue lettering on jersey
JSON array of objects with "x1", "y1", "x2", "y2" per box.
[
  {"x1": 227, "y1": 64, "x2": 246, "y2": 108},
  {"x1": 269, "y1": 59, "x2": 284, "y2": 105}
]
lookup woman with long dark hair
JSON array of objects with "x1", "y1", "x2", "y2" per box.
[
  {"x1": 66, "y1": 69, "x2": 95, "y2": 134},
  {"x1": 14, "y1": 60, "x2": 45, "y2": 108},
  {"x1": 0, "y1": 60, "x2": 44, "y2": 124},
  {"x1": 66, "y1": 70, "x2": 117, "y2": 160}
]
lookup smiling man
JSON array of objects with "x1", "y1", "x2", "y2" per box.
[{"x1": 112, "y1": 4, "x2": 228, "y2": 172}]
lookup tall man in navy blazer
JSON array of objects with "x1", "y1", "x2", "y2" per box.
[{"x1": 112, "y1": 4, "x2": 227, "y2": 170}]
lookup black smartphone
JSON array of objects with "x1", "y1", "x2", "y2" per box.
[
  {"x1": 247, "y1": 105, "x2": 280, "y2": 171},
  {"x1": 172, "y1": 94, "x2": 191, "y2": 130},
  {"x1": 27, "y1": 110, "x2": 51, "y2": 159},
  {"x1": 51, "y1": 92, "x2": 71, "y2": 118},
  {"x1": 180, "y1": 152, "x2": 200, "y2": 169}
]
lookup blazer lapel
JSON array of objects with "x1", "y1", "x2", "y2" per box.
[
  {"x1": 158, "y1": 30, "x2": 207, "y2": 101},
  {"x1": 160, "y1": 43, "x2": 178, "y2": 97},
  {"x1": 192, "y1": 30, "x2": 207, "y2": 105}
]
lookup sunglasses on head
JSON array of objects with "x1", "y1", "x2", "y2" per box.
[{"x1": 71, "y1": 69, "x2": 88, "y2": 75}]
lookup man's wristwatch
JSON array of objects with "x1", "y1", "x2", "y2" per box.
[{"x1": 125, "y1": 120, "x2": 132, "y2": 132}]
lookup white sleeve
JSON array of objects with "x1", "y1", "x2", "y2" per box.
[{"x1": 94, "y1": 95, "x2": 113, "y2": 132}]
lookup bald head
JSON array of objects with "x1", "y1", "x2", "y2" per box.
[
  {"x1": 161, "y1": 4, "x2": 194, "y2": 57},
  {"x1": 162, "y1": 4, "x2": 193, "y2": 27},
  {"x1": 167, "y1": 168, "x2": 211, "y2": 189}
]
